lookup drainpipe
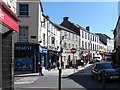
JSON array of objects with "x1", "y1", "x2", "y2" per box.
[{"x1": 46, "y1": 16, "x2": 49, "y2": 69}]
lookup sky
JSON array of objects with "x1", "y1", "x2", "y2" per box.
[{"x1": 41, "y1": 1, "x2": 119, "y2": 38}]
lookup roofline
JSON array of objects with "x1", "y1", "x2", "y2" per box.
[
  {"x1": 103, "y1": 34, "x2": 111, "y2": 39},
  {"x1": 54, "y1": 24, "x2": 76, "y2": 34},
  {"x1": 40, "y1": 1, "x2": 43, "y2": 12},
  {"x1": 113, "y1": 15, "x2": 120, "y2": 34}
]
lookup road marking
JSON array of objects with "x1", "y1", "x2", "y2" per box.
[{"x1": 14, "y1": 77, "x2": 39, "y2": 84}]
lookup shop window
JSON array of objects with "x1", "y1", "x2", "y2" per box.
[
  {"x1": 14, "y1": 57, "x2": 32, "y2": 71},
  {"x1": 19, "y1": 4, "x2": 29, "y2": 16}
]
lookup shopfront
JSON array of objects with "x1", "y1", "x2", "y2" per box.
[
  {"x1": 14, "y1": 43, "x2": 40, "y2": 74},
  {"x1": 48, "y1": 50, "x2": 59, "y2": 65},
  {"x1": 39, "y1": 47, "x2": 48, "y2": 68},
  {"x1": 0, "y1": 1, "x2": 19, "y2": 90}
]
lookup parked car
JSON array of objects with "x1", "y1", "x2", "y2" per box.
[
  {"x1": 89, "y1": 59, "x2": 95, "y2": 64},
  {"x1": 91, "y1": 61, "x2": 119, "y2": 81},
  {"x1": 89, "y1": 59, "x2": 100, "y2": 64},
  {"x1": 93, "y1": 57, "x2": 101, "y2": 62}
]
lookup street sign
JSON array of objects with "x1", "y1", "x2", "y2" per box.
[{"x1": 70, "y1": 48, "x2": 77, "y2": 54}]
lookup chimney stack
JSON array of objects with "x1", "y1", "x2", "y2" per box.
[
  {"x1": 63, "y1": 17, "x2": 69, "y2": 21},
  {"x1": 46, "y1": 15, "x2": 50, "y2": 20},
  {"x1": 86, "y1": 26, "x2": 90, "y2": 31}
]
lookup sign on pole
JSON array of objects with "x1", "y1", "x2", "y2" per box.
[
  {"x1": 70, "y1": 48, "x2": 77, "y2": 54},
  {"x1": 70, "y1": 48, "x2": 77, "y2": 73}
]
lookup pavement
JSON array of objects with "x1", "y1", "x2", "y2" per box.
[
  {"x1": 14, "y1": 63, "x2": 120, "y2": 90},
  {"x1": 14, "y1": 64, "x2": 91, "y2": 77},
  {"x1": 14, "y1": 64, "x2": 92, "y2": 90}
]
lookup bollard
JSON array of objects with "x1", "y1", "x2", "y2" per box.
[
  {"x1": 58, "y1": 68, "x2": 61, "y2": 90},
  {"x1": 102, "y1": 70, "x2": 106, "y2": 90}
]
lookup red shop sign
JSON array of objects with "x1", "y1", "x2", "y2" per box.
[{"x1": 0, "y1": 8, "x2": 19, "y2": 32}]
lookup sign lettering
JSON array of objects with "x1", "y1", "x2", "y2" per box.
[{"x1": 15, "y1": 46, "x2": 32, "y2": 50}]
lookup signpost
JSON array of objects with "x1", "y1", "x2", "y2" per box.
[
  {"x1": 70, "y1": 48, "x2": 77, "y2": 54},
  {"x1": 70, "y1": 48, "x2": 77, "y2": 72}
]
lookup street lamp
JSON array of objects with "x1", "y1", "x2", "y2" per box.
[{"x1": 58, "y1": 35, "x2": 66, "y2": 90}]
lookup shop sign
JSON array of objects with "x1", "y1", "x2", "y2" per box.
[
  {"x1": 0, "y1": 7, "x2": 18, "y2": 32},
  {"x1": 42, "y1": 48, "x2": 48, "y2": 53},
  {"x1": 40, "y1": 47, "x2": 48, "y2": 54},
  {"x1": 0, "y1": 9, "x2": 5, "y2": 20},
  {"x1": 65, "y1": 51, "x2": 71, "y2": 53},
  {"x1": 15, "y1": 46, "x2": 32, "y2": 51}
]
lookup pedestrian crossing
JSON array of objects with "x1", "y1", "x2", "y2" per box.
[{"x1": 14, "y1": 76, "x2": 39, "y2": 84}]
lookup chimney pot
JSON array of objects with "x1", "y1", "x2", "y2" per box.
[
  {"x1": 63, "y1": 17, "x2": 69, "y2": 21},
  {"x1": 86, "y1": 26, "x2": 90, "y2": 31}
]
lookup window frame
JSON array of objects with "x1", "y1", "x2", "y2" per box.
[
  {"x1": 19, "y1": 26, "x2": 28, "y2": 42},
  {"x1": 19, "y1": 3, "x2": 29, "y2": 16}
]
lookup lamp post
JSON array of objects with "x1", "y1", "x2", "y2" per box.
[{"x1": 58, "y1": 35, "x2": 65, "y2": 90}]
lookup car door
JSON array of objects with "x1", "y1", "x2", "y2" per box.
[{"x1": 93, "y1": 64, "x2": 99, "y2": 78}]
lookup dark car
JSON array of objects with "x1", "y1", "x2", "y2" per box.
[
  {"x1": 91, "y1": 61, "x2": 119, "y2": 81},
  {"x1": 89, "y1": 59, "x2": 100, "y2": 64}
]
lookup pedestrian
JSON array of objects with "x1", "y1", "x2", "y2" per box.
[
  {"x1": 48, "y1": 57, "x2": 52, "y2": 70},
  {"x1": 53, "y1": 62, "x2": 56, "y2": 69},
  {"x1": 57, "y1": 60, "x2": 60, "y2": 69},
  {"x1": 37, "y1": 62, "x2": 44, "y2": 76},
  {"x1": 61, "y1": 60, "x2": 64, "y2": 69}
]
